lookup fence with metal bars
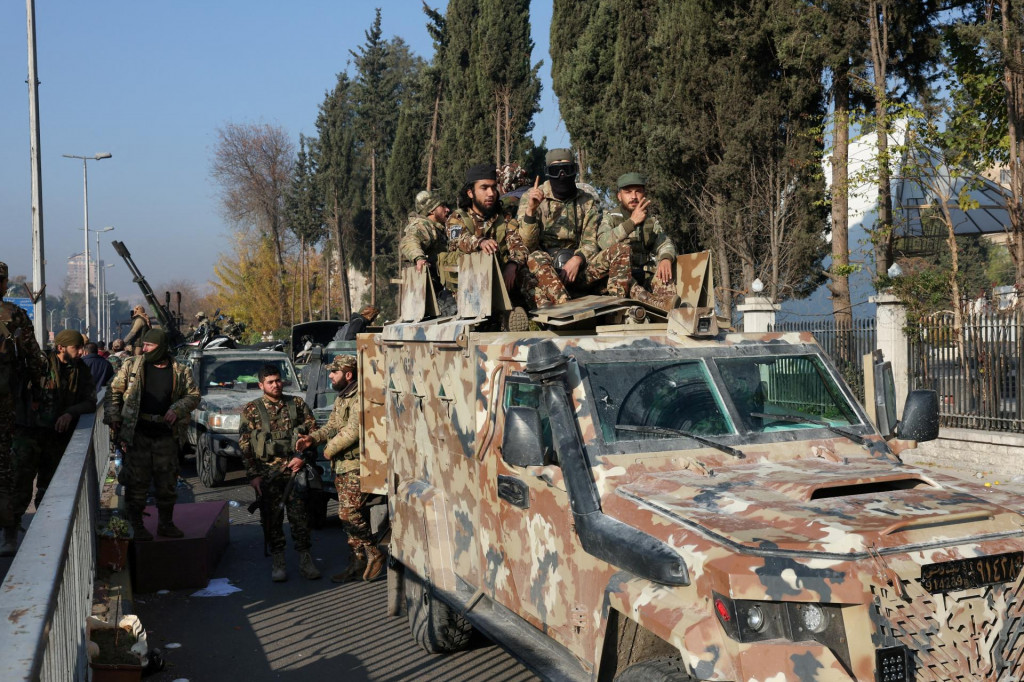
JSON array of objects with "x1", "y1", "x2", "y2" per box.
[
  {"x1": 907, "y1": 309, "x2": 1023, "y2": 432},
  {"x1": 767, "y1": 318, "x2": 877, "y2": 405}
]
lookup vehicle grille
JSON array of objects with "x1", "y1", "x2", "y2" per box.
[{"x1": 870, "y1": 568, "x2": 1024, "y2": 680}]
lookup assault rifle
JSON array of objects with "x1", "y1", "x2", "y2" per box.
[
  {"x1": 246, "y1": 463, "x2": 298, "y2": 557},
  {"x1": 110, "y1": 240, "x2": 187, "y2": 348}
]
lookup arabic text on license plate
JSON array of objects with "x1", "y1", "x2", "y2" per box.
[{"x1": 919, "y1": 551, "x2": 1024, "y2": 594}]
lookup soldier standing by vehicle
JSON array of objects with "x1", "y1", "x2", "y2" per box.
[
  {"x1": 105, "y1": 329, "x2": 199, "y2": 541},
  {"x1": 240, "y1": 364, "x2": 321, "y2": 582},
  {"x1": 0, "y1": 262, "x2": 46, "y2": 556},
  {"x1": 597, "y1": 173, "x2": 681, "y2": 311},
  {"x1": 122, "y1": 305, "x2": 151, "y2": 348},
  {"x1": 449, "y1": 163, "x2": 531, "y2": 329},
  {"x1": 296, "y1": 355, "x2": 384, "y2": 583},
  {"x1": 518, "y1": 149, "x2": 632, "y2": 307}
]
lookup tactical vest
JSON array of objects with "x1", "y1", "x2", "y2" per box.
[{"x1": 251, "y1": 397, "x2": 300, "y2": 462}]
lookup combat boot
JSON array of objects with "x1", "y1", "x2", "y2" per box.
[
  {"x1": 630, "y1": 283, "x2": 680, "y2": 312},
  {"x1": 298, "y1": 551, "x2": 321, "y2": 580},
  {"x1": 156, "y1": 506, "x2": 184, "y2": 538},
  {"x1": 271, "y1": 552, "x2": 287, "y2": 582},
  {"x1": 503, "y1": 306, "x2": 530, "y2": 332},
  {"x1": 0, "y1": 527, "x2": 18, "y2": 557},
  {"x1": 331, "y1": 549, "x2": 366, "y2": 583},
  {"x1": 363, "y1": 545, "x2": 386, "y2": 582},
  {"x1": 129, "y1": 508, "x2": 153, "y2": 542}
]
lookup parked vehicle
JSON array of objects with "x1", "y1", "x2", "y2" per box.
[
  {"x1": 186, "y1": 348, "x2": 303, "y2": 487},
  {"x1": 356, "y1": 251, "x2": 1024, "y2": 682}
]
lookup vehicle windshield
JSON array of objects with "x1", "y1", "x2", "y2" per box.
[
  {"x1": 201, "y1": 358, "x2": 299, "y2": 390},
  {"x1": 714, "y1": 354, "x2": 859, "y2": 433},
  {"x1": 588, "y1": 360, "x2": 733, "y2": 443}
]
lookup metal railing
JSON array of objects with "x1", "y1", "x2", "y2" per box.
[
  {"x1": 0, "y1": 393, "x2": 109, "y2": 681},
  {"x1": 908, "y1": 309, "x2": 1024, "y2": 432},
  {"x1": 768, "y1": 318, "x2": 877, "y2": 404}
]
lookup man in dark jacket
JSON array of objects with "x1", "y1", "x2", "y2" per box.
[
  {"x1": 9, "y1": 329, "x2": 96, "y2": 553},
  {"x1": 81, "y1": 342, "x2": 114, "y2": 388},
  {"x1": 333, "y1": 306, "x2": 380, "y2": 342}
]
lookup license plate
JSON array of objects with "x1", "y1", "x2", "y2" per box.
[{"x1": 919, "y1": 551, "x2": 1024, "y2": 594}]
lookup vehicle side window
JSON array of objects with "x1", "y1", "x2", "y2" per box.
[{"x1": 503, "y1": 379, "x2": 556, "y2": 464}]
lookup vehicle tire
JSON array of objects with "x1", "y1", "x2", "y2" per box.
[
  {"x1": 196, "y1": 440, "x2": 226, "y2": 488},
  {"x1": 405, "y1": 571, "x2": 473, "y2": 654},
  {"x1": 387, "y1": 558, "x2": 405, "y2": 617},
  {"x1": 614, "y1": 656, "x2": 696, "y2": 682},
  {"x1": 306, "y1": 490, "x2": 328, "y2": 529}
]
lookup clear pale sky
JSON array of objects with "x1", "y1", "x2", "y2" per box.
[{"x1": 1, "y1": 1, "x2": 566, "y2": 304}]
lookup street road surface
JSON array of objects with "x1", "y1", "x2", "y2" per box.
[{"x1": 133, "y1": 460, "x2": 537, "y2": 682}]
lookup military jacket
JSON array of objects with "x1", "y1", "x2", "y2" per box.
[
  {"x1": 123, "y1": 315, "x2": 150, "y2": 347},
  {"x1": 308, "y1": 381, "x2": 360, "y2": 475},
  {"x1": 516, "y1": 181, "x2": 602, "y2": 262},
  {"x1": 597, "y1": 207, "x2": 677, "y2": 272},
  {"x1": 400, "y1": 215, "x2": 449, "y2": 264},
  {"x1": 239, "y1": 395, "x2": 316, "y2": 479},
  {"x1": 105, "y1": 355, "x2": 199, "y2": 445},
  {"x1": 0, "y1": 301, "x2": 45, "y2": 401},
  {"x1": 17, "y1": 350, "x2": 96, "y2": 430},
  {"x1": 447, "y1": 209, "x2": 529, "y2": 266}
]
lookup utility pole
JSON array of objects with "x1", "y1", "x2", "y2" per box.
[{"x1": 26, "y1": 0, "x2": 46, "y2": 347}]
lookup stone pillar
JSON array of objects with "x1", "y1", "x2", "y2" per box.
[
  {"x1": 872, "y1": 292, "x2": 909, "y2": 416},
  {"x1": 736, "y1": 296, "x2": 778, "y2": 334}
]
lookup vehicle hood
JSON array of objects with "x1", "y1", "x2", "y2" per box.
[
  {"x1": 613, "y1": 458, "x2": 1024, "y2": 556},
  {"x1": 199, "y1": 391, "x2": 303, "y2": 415}
]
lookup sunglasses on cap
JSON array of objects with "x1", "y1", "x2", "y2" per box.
[{"x1": 546, "y1": 162, "x2": 578, "y2": 179}]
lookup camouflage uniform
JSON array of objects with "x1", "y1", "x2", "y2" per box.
[
  {"x1": 400, "y1": 214, "x2": 461, "y2": 289},
  {"x1": 13, "y1": 350, "x2": 96, "y2": 523},
  {"x1": 239, "y1": 395, "x2": 316, "y2": 553},
  {"x1": 307, "y1": 380, "x2": 372, "y2": 552},
  {"x1": 0, "y1": 292, "x2": 45, "y2": 529},
  {"x1": 122, "y1": 307, "x2": 151, "y2": 347},
  {"x1": 598, "y1": 207, "x2": 678, "y2": 302},
  {"x1": 517, "y1": 182, "x2": 631, "y2": 306},
  {"x1": 105, "y1": 355, "x2": 199, "y2": 514},
  {"x1": 447, "y1": 209, "x2": 530, "y2": 268}
]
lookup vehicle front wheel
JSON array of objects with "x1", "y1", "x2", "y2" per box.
[
  {"x1": 614, "y1": 656, "x2": 696, "y2": 682},
  {"x1": 405, "y1": 570, "x2": 473, "y2": 654},
  {"x1": 196, "y1": 440, "x2": 226, "y2": 488}
]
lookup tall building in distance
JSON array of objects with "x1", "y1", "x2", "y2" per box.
[{"x1": 66, "y1": 253, "x2": 101, "y2": 294}]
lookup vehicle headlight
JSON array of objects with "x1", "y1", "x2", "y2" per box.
[
  {"x1": 799, "y1": 603, "x2": 827, "y2": 634},
  {"x1": 746, "y1": 604, "x2": 765, "y2": 632},
  {"x1": 207, "y1": 413, "x2": 241, "y2": 432}
]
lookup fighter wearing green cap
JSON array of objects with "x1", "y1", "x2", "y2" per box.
[
  {"x1": 0, "y1": 262, "x2": 47, "y2": 556},
  {"x1": 597, "y1": 172, "x2": 681, "y2": 311},
  {"x1": 105, "y1": 328, "x2": 199, "y2": 540}
]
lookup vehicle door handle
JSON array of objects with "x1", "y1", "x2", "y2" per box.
[{"x1": 497, "y1": 475, "x2": 529, "y2": 509}]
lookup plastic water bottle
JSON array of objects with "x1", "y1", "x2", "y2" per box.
[{"x1": 113, "y1": 454, "x2": 123, "y2": 476}]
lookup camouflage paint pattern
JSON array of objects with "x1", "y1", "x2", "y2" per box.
[
  {"x1": 118, "y1": 429, "x2": 180, "y2": 509},
  {"x1": 521, "y1": 251, "x2": 570, "y2": 309},
  {"x1": 368, "y1": 301, "x2": 1024, "y2": 680},
  {"x1": 261, "y1": 471, "x2": 312, "y2": 553},
  {"x1": 358, "y1": 334, "x2": 388, "y2": 495},
  {"x1": 238, "y1": 395, "x2": 316, "y2": 480}
]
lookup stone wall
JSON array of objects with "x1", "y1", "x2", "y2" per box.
[{"x1": 900, "y1": 427, "x2": 1024, "y2": 480}]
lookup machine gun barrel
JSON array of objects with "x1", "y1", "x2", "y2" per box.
[{"x1": 111, "y1": 240, "x2": 187, "y2": 347}]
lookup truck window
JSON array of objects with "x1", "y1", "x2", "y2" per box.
[
  {"x1": 715, "y1": 354, "x2": 859, "y2": 432},
  {"x1": 202, "y1": 359, "x2": 298, "y2": 389},
  {"x1": 503, "y1": 378, "x2": 554, "y2": 462},
  {"x1": 589, "y1": 360, "x2": 732, "y2": 443}
]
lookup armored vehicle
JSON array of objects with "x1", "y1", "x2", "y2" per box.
[
  {"x1": 356, "y1": 252, "x2": 1024, "y2": 681},
  {"x1": 186, "y1": 348, "x2": 302, "y2": 487}
]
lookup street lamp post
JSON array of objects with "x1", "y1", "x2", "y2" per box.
[
  {"x1": 100, "y1": 262, "x2": 114, "y2": 342},
  {"x1": 90, "y1": 226, "x2": 115, "y2": 341},
  {"x1": 63, "y1": 152, "x2": 112, "y2": 339}
]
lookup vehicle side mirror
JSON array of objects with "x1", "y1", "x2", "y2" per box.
[
  {"x1": 502, "y1": 406, "x2": 545, "y2": 468},
  {"x1": 897, "y1": 390, "x2": 939, "y2": 442}
]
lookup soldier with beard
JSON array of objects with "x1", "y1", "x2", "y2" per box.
[
  {"x1": 597, "y1": 173, "x2": 681, "y2": 311},
  {"x1": 517, "y1": 149, "x2": 632, "y2": 308},
  {"x1": 296, "y1": 356, "x2": 383, "y2": 582},
  {"x1": 448, "y1": 163, "x2": 531, "y2": 330},
  {"x1": 105, "y1": 329, "x2": 200, "y2": 541}
]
